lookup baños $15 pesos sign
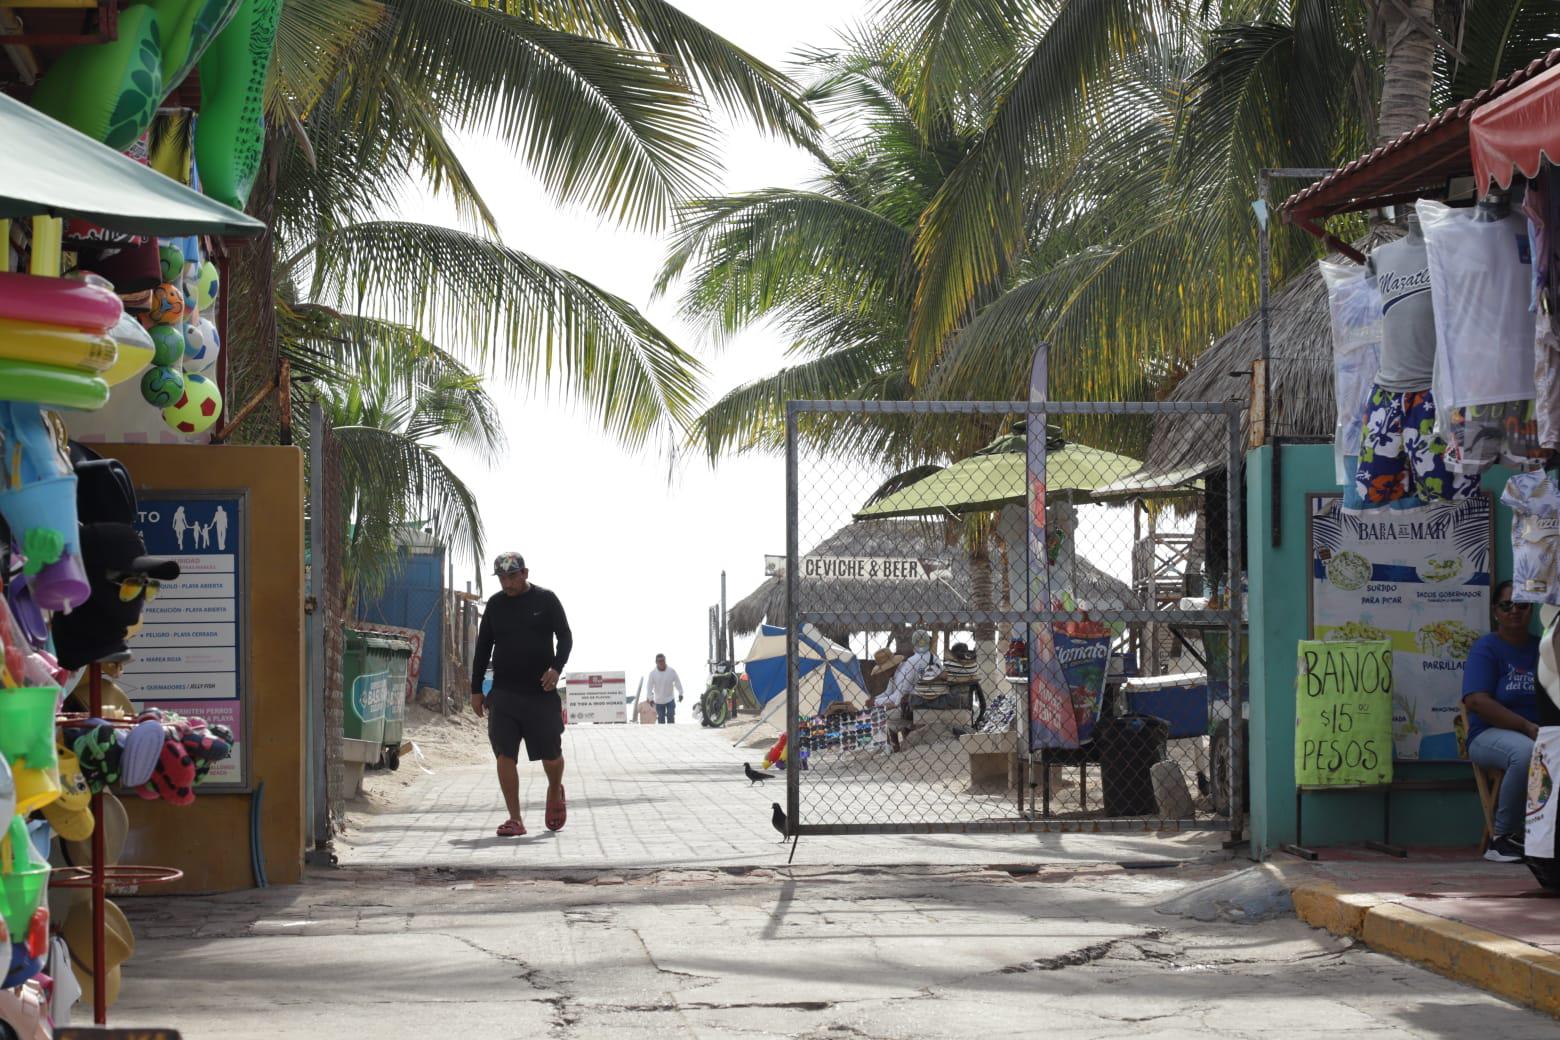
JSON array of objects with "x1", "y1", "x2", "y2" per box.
[{"x1": 1295, "y1": 640, "x2": 1394, "y2": 786}]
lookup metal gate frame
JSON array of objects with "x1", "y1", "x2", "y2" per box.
[{"x1": 783, "y1": 399, "x2": 1246, "y2": 838}]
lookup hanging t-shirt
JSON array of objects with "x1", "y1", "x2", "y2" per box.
[
  {"x1": 1503, "y1": 470, "x2": 1560, "y2": 605},
  {"x1": 1461, "y1": 632, "x2": 1540, "y2": 743},
  {"x1": 1420, "y1": 199, "x2": 1537, "y2": 410},
  {"x1": 1364, "y1": 236, "x2": 1435, "y2": 392}
]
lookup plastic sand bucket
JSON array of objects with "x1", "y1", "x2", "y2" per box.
[{"x1": 0, "y1": 817, "x2": 48, "y2": 936}]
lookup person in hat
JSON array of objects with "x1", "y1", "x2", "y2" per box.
[
  {"x1": 470, "y1": 552, "x2": 573, "y2": 837},
  {"x1": 865, "y1": 649, "x2": 903, "y2": 699}
]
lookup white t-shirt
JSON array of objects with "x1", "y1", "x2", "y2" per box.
[
  {"x1": 1503, "y1": 470, "x2": 1560, "y2": 605},
  {"x1": 1420, "y1": 199, "x2": 1537, "y2": 411},
  {"x1": 646, "y1": 667, "x2": 683, "y2": 704}
]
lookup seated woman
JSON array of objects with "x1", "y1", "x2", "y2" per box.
[{"x1": 1462, "y1": 581, "x2": 1542, "y2": 863}]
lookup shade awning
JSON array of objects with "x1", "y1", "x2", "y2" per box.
[
  {"x1": 0, "y1": 94, "x2": 265, "y2": 238},
  {"x1": 1093, "y1": 463, "x2": 1210, "y2": 499},
  {"x1": 1281, "y1": 49, "x2": 1560, "y2": 230},
  {"x1": 1471, "y1": 60, "x2": 1560, "y2": 192},
  {"x1": 854, "y1": 440, "x2": 1141, "y2": 519}
]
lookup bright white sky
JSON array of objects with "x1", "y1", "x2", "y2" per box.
[{"x1": 411, "y1": 2, "x2": 879, "y2": 712}]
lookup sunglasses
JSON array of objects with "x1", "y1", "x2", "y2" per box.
[
  {"x1": 113, "y1": 574, "x2": 161, "y2": 603},
  {"x1": 1496, "y1": 599, "x2": 1527, "y2": 612}
]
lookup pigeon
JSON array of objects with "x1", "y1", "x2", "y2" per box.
[
  {"x1": 771, "y1": 802, "x2": 788, "y2": 842},
  {"x1": 1195, "y1": 771, "x2": 1210, "y2": 797},
  {"x1": 744, "y1": 762, "x2": 774, "y2": 785}
]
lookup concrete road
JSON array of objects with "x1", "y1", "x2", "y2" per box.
[{"x1": 104, "y1": 862, "x2": 1557, "y2": 1039}]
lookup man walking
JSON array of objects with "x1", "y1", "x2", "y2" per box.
[
  {"x1": 645, "y1": 653, "x2": 684, "y2": 724},
  {"x1": 470, "y1": 552, "x2": 573, "y2": 837}
]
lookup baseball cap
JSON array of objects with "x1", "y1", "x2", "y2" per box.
[{"x1": 492, "y1": 552, "x2": 525, "y2": 575}]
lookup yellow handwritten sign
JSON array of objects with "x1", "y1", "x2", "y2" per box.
[{"x1": 1295, "y1": 640, "x2": 1394, "y2": 786}]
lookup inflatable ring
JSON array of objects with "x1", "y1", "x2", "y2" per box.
[
  {"x1": 0, "y1": 360, "x2": 109, "y2": 410},
  {"x1": 100, "y1": 314, "x2": 154, "y2": 387},
  {"x1": 0, "y1": 320, "x2": 117, "y2": 372},
  {"x1": 0, "y1": 273, "x2": 121, "y2": 333}
]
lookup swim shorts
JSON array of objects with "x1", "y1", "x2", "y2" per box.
[
  {"x1": 1353, "y1": 385, "x2": 1480, "y2": 507},
  {"x1": 486, "y1": 688, "x2": 565, "y2": 762},
  {"x1": 1449, "y1": 400, "x2": 1543, "y2": 475}
]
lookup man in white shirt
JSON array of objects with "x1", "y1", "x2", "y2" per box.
[{"x1": 645, "y1": 654, "x2": 684, "y2": 724}]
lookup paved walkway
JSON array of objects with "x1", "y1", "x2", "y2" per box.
[{"x1": 338, "y1": 725, "x2": 1224, "y2": 870}]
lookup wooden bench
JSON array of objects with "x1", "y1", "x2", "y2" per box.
[{"x1": 959, "y1": 731, "x2": 1020, "y2": 791}]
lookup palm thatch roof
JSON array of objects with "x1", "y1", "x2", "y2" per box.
[
  {"x1": 1116, "y1": 236, "x2": 1389, "y2": 492},
  {"x1": 730, "y1": 517, "x2": 1135, "y2": 639}
]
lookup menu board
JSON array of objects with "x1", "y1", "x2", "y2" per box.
[
  {"x1": 1310, "y1": 496, "x2": 1491, "y2": 760},
  {"x1": 1295, "y1": 640, "x2": 1394, "y2": 786},
  {"x1": 121, "y1": 494, "x2": 246, "y2": 787}
]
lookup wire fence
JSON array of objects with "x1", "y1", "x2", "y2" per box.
[{"x1": 782, "y1": 401, "x2": 1246, "y2": 836}]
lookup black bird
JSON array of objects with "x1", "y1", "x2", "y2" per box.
[
  {"x1": 771, "y1": 802, "x2": 788, "y2": 841},
  {"x1": 744, "y1": 762, "x2": 774, "y2": 785}
]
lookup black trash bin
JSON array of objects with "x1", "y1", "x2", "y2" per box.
[{"x1": 1094, "y1": 713, "x2": 1170, "y2": 817}]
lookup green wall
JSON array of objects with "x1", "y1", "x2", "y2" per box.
[{"x1": 1244, "y1": 442, "x2": 1514, "y2": 858}]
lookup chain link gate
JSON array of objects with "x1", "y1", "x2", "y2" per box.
[{"x1": 782, "y1": 400, "x2": 1245, "y2": 840}]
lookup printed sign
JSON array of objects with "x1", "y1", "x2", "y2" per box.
[
  {"x1": 1295, "y1": 640, "x2": 1394, "y2": 786},
  {"x1": 123, "y1": 495, "x2": 246, "y2": 787},
  {"x1": 1310, "y1": 496, "x2": 1491, "y2": 760},
  {"x1": 1054, "y1": 627, "x2": 1112, "y2": 743},
  {"x1": 565, "y1": 671, "x2": 627, "y2": 724},
  {"x1": 800, "y1": 556, "x2": 949, "y2": 581},
  {"x1": 1528, "y1": 727, "x2": 1559, "y2": 859}
]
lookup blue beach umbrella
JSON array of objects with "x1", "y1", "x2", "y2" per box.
[{"x1": 743, "y1": 623, "x2": 868, "y2": 718}]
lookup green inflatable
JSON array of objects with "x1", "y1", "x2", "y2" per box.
[
  {"x1": 195, "y1": 0, "x2": 282, "y2": 210},
  {"x1": 28, "y1": 0, "x2": 242, "y2": 152}
]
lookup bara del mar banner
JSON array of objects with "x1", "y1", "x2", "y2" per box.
[{"x1": 1309, "y1": 495, "x2": 1492, "y2": 761}]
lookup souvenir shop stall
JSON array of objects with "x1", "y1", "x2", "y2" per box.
[
  {"x1": 0, "y1": 11, "x2": 272, "y2": 1030},
  {"x1": 1251, "y1": 48, "x2": 1560, "y2": 880}
]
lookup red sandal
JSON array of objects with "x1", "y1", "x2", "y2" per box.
[
  {"x1": 545, "y1": 786, "x2": 566, "y2": 832},
  {"x1": 496, "y1": 818, "x2": 526, "y2": 837}
]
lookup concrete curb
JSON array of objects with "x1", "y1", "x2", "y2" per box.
[{"x1": 1290, "y1": 881, "x2": 1560, "y2": 1017}]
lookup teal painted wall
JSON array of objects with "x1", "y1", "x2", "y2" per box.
[{"x1": 1245, "y1": 442, "x2": 1515, "y2": 858}]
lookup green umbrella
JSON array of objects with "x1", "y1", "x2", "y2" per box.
[
  {"x1": 0, "y1": 93, "x2": 263, "y2": 238},
  {"x1": 854, "y1": 432, "x2": 1142, "y2": 519}
]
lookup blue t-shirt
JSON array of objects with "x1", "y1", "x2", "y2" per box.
[{"x1": 1461, "y1": 633, "x2": 1540, "y2": 741}]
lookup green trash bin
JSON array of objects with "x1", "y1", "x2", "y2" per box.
[
  {"x1": 377, "y1": 635, "x2": 414, "y2": 770},
  {"x1": 342, "y1": 630, "x2": 388, "y2": 765}
]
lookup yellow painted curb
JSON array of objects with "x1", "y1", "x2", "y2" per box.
[{"x1": 1291, "y1": 883, "x2": 1560, "y2": 1017}]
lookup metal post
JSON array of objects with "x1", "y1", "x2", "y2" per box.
[
  {"x1": 720, "y1": 570, "x2": 729, "y2": 664},
  {"x1": 305, "y1": 402, "x2": 330, "y2": 860},
  {"x1": 1258, "y1": 170, "x2": 1272, "y2": 443},
  {"x1": 785, "y1": 403, "x2": 801, "y2": 835},
  {"x1": 445, "y1": 556, "x2": 454, "y2": 716},
  {"x1": 1227, "y1": 405, "x2": 1247, "y2": 844}
]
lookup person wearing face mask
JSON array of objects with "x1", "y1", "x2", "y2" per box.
[{"x1": 1463, "y1": 581, "x2": 1543, "y2": 863}]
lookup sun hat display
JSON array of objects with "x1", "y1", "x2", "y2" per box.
[
  {"x1": 119, "y1": 718, "x2": 163, "y2": 788},
  {"x1": 62, "y1": 897, "x2": 132, "y2": 1010},
  {"x1": 0, "y1": 817, "x2": 49, "y2": 938},
  {"x1": 40, "y1": 749, "x2": 94, "y2": 842},
  {"x1": 62, "y1": 791, "x2": 125, "y2": 868},
  {"x1": 8, "y1": 762, "x2": 59, "y2": 818}
]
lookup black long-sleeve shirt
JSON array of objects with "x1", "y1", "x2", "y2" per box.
[{"x1": 470, "y1": 584, "x2": 572, "y2": 696}]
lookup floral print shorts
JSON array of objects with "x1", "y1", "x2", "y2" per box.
[{"x1": 1353, "y1": 385, "x2": 1480, "y2": 507}]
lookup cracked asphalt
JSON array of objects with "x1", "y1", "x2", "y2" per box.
[{"x1": 91, "y1": 726, "x2": 1559, "y2": 1037}]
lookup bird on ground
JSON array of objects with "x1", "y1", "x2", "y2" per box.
[
  {"x1": 771, "y1": 803, "x2": 788, "y2": 842},
  {"x1": 744, "y1": 762, "x2": 774, "y2": 785}
]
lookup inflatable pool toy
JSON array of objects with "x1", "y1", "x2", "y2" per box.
[
  {"x1": 0, "y1": 360, "x2": 109, "y2": 410},
  {"x1": 0, "y1": 273, "x2": 120, "y2": 333},
  {"x1": 0, "y1": 319, "x2": 116, "y2": 373},
  {"x1": 27, "y1": 5, "x2": 162, "y2": 151},
  {"x1": 162, "y1": 371, "x2": 221, "y2": 433},
  {"x1": 140, "y1": 365, "x2": 184, "y2": 408},
  {"x1": 0, "y1": 403, "x2": 90, "y2": 610},
  {"x1": 154, "y1": 0, "x2": 244, "y2": 98},
  {"x1": 100, "y1": 313, "x2": 155, "y2": 388},
  {"x1": 196, "y1": 0, "x2": 282, "y2": 209}
]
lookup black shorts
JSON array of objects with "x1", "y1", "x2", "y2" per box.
[{"x1": 487, "y1": 688, "x2": 565, "y2": 762}]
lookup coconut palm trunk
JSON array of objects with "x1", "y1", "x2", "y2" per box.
[{"x1": 1375, "y1": 0, "x2": 1439, "y2": 142}]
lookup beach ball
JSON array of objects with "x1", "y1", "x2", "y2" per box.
[
  {"x1": 183, "y1": 318, "x2": 219, "y2": 371},
  {"x1": 148, "y1": 324, "x2": 184, "y2": 367},
  {"x1": 194, "y1": 261, "x2": 219, "y2": 312},
  {"x1": 162, "y1": 373, "x2": 222, "y2": 434},
  {"x1": 158, "y1": 244, "x2": 183, "y2": 283},
  {"x1": 147, "y1": 283, "x2": 184, "y2": 326},
  {"x1": 140, "y1": 365, "x2": 185, "y2": 408}
]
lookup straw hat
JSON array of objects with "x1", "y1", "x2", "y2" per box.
[
  {"x1": 63, "y1": 898, "x2": 132, "y2": 1009},
  {"x1": 870, "y1": 650, "x2": 904, "y2": 677},
  {"x1": 64, "y1": 674, "x2": 135, "y2": 719},
  {"x1": 62, "y1": 790, "x2": 125, "y2": 867}
]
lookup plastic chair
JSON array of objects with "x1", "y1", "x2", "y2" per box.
[{"x1": 1460, "y1": 703, "x2": 1504, "y2": 852}]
